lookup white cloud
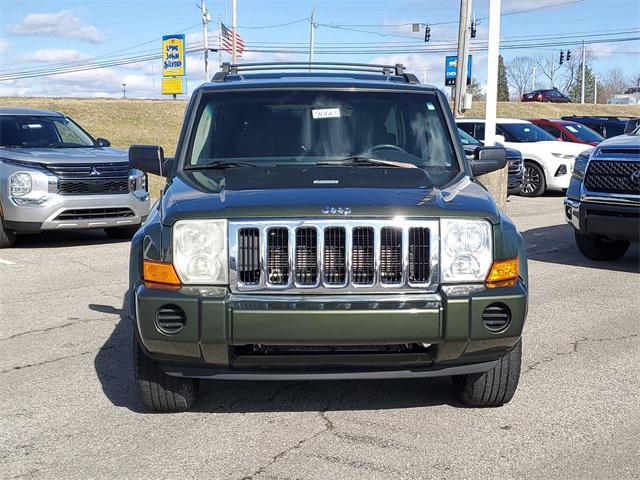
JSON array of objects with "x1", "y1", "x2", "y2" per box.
[
  {"x1": 0, "y1": 39, "x2": 9, "y2": 53},
  {"x1": 22, "y1": 48, "x2": 91, "y2": 63},
  {"x1": 7, "y1": 10, "x2": 106, "y2": 43}
]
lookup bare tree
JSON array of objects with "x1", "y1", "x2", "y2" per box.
[
  {"x1": 506, "y1": 56, "x2": 534, "y2": 100},
  {"x1": 602, "y1": 67, "x2": 628, "y2": 96},
  {"x1": 534, "y1": 52, "x2": 563, "y2": 89},
  {"x1": 630, "y1": 71, "x2": 640, "y2": 87}
]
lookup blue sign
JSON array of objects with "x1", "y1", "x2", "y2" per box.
[{"x1": 445, "y1": 55, "x2": 472, "y2": 86}]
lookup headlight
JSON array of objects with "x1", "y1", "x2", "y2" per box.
[
  {"x1": 10, "y1": 172, "x2": 32, "y2": 197},
  {"x1": 572, "y1": 151, "x2": 590, "y2": 176},
  {"x1": 441, "y1": 219, "x2": 492, "y2": 283},
  {"x1": 173, "y1": 219, "x2": 228, "y2": 284},
  {"x1": 551, "y1": 152, "x2": 574, "y2": 159}
]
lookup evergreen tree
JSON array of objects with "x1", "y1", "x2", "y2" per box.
[
  {"x1": 569, "y1": 62, "x2": 597, "y2": 103},
  {"x1": 497, "y1": 55, "x2": 510, "y2": 101}
]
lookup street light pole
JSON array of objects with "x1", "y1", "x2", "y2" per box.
[
  {"x1": 308, "y1": 0, "x2": 316, "y2": 68},
  {"x1": 581, "y1": 39, "x2": 586, "y2": 104},
  {"x1": 531, "y1": 66, "x2": 537, "y2": 91},
  {"x1": 232, "y1": 0, "x2": 237, "y2": 63},
  {"x1": 201, "y1": 0, "x2": 210, "y2": 80}
]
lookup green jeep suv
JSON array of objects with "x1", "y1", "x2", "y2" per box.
[{"x1": 128, "y1": 63, "x2": 528, "y2": 412}]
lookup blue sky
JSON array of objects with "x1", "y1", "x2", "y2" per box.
[{"x1": 0, "y1": 0, "x2": 638, "y2": 98}]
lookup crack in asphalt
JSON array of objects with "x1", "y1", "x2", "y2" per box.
[
  {"x1": 523, "y1": 334, "x2": 639, "y2": 374},
  {"x1": 0, "y1": 317, "x2": 117, "y2": 343},
  {"x1": 0, "y1": 344, "x2": 121, "y2": 374},
  {"x1": 239, "y1": 397, "x2": 339, "y2": 480}
]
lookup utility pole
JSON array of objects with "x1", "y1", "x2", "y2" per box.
[
  {"x1": 420, "y1": 67, "x2": 428, "y2": 84},
  {"x1": 531, "y1": 66, "x2": 537, "y2": 91},
  {"x1": 550, "y1": 52, "x2": 554, "y2": 87},
  {"x1": 308, "y1": 0, "x2": 316, "y2": 68},
  {"x1": 594, "y1": 75, "x2": 598, "y2": 104},
  {"x1": 231, "y1": 0, "x2": 237, "y2": 63},
  {"x1": 453, "y1": 0, "x2": 472, "y2": 117},
  {"x1": 121, "y1": 83, "x2": 126, "y2": 98},
  {"x1": 201, "y1": 0, "x2": 211, "y2": 80},
  {"x1": 581, "y1": 39, "x2": 586, "y2": 104}
]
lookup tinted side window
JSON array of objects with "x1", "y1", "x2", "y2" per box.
[
  {"x1": 539, "y1": 124, "x2": 561, "y2": 138},
  {"x1": 474, "y1": 124, "x2": 485, "y2": 140},
  {"x1": 458, "y1": 123, "x2": 475, "y2": 138}
]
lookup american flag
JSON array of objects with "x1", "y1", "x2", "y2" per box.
[{"x1": 221, "y1": 23, "x2": 245, "y2": 57}]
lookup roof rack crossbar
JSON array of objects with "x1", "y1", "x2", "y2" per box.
[{"x1": 214, "y1": 62, "x2": 418, "y2": 83}]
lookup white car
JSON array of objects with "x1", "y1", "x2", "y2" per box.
[{"x1": 457, "y1": 118, "x2": 593, "y2": 196}]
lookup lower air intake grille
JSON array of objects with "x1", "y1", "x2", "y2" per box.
[
  {"x1": 54, "y1": 208, "x2": 134, "y2": 221},
  {"x1": 481, "y1": 303, "x2": 511, "y2": 332},
  {"x1": 238, "y1": 228, "x2": 260, "y2": 285},
  {"x1": 324, "y1": 227, "x2": 346, "y2": 285},
  {"x1": 267, "y1": 227, "x2": 289, "y2": 285},
  {"x1": 155, "y1": 305, "x2": 186, "y2": 335}
]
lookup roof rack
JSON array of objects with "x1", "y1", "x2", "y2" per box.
[{"x1": 212, "y1": 62, "x2": 420, "y2": 84}]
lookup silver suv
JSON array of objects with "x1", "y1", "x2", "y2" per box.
[{"x1": 0, "y1": 107, "x2": 150, "y2": 247}]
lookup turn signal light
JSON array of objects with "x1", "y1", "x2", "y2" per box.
[
  {"x1": 485, "y1": 257, "x2": 519, "y2": 288},
  {"x1": 143, "y1": 260, "x2": 181, "y2": 286}
]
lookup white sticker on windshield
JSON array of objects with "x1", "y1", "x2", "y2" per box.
[
  {"x1": 425, "y1": 101, "x2": 435, "y2": 110},
  {"x1": 312, "y1": 108, "x2": 341, "y2": 119},
  {"x1": 23, "y1": 124, "x2": 43, "y2": 129}
]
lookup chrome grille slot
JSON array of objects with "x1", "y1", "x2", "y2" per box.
[
  {"x1": 238, "y1": 228, "x2": 260, "y2": 285},
  {"x1": 323, "y1": 227, "x2": 346, "y2": 285},
  {"x1": 295, "y1": 227, "x2": 318, "y2": 285},
  {"x1": 408, "y1": 227, "x2": 430, "y2": 284},
  {"x1": 352, "y1": 227, "x2": 374, "y2": 285},
  {"x1": 380, "y1": 227, "x2": 402, "y2": 284},
  {"x1": 267, "y1": 228, "x2": 290, "y2": 285},
  {"x1": 229, "y1": 219, "x2": 439, "y2": 293}
]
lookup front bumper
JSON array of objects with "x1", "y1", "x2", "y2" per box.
[
  {"x1": 565, "y1": 197, "x2": 640, "y2": 241},
  {"x1": 2, "y1": 191, "x2": 150, "y2": 233},
  {"x1": 546, "y1": 164, "x2": 572, "y2": 190},
  {"x1": 133, "y1": 281, "x2": 528, "y2": 379}
]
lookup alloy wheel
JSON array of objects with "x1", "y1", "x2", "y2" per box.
[{"x1": 521, "y1": 165, "x2": 540, "y2": 195}]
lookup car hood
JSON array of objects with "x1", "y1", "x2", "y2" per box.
[
  {"x1": 595, "y1": 133, "x2": 639, "y2": 149},
  {"x1": 502, "y1": 140, "x2": 591, "y2": 156},
  {"x1": 0, "y1": 147, "x2": 127, "y2": 165},
  {"x1": 160, "y1": 166, "x2": 501, "y2": 225}
]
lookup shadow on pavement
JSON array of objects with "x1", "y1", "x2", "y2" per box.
[
  {"x1": 523, "y1": 223, "x2": 640, "y2": 274},
  {"x1": 93, "y1": 294, "x2": 464, "y2": 414},
  {"x1": 15, "y1": 229, "x2": 130, "y2": 249}
]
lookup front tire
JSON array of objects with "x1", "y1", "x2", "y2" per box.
[
  {"x1": 104, "y1": 225, "x2": 140, "y2": 240},
  {"x1": 574, "y1": 231, "x2": 629, "y2": 261},
  {"x1": 134, "y1": 336, "x2": 199, "y2": 412},
  {"x1": 454, "y1": 341, "x2": 522, "y2": 407},
  {"x1": 0, "y1": 219, "x2": 16, "y2": 249},
  {"x1": 520, "y1": 162, "x2": 546, "y2": 197}
]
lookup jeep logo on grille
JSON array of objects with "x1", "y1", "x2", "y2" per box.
[
  {"x1": 322, "y1": 205, "x2": 352, "y2": 215},
  {"x1": 631, "y1": 170, "x2": 640, "y2": 185}
]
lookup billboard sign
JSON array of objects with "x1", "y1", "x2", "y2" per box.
[
  {"x1": 162, "y1": 34, "x2": 186, "y2": 77},
  {"x1": 445, "y1": 55, "x2": 472, "y2": 86}
]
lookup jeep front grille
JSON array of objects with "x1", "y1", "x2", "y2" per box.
[
  {"x1": 230, "y1": 219, "x2": 439, "y2": 293},
  {"x1": 584, "y1": 160, "x2": 640, "y2": 195}
]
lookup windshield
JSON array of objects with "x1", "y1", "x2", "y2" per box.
[
  {"x1": 0, "y1": 115, "x2": 95, "y2": 148},
  {"x1": 499, "y1": 122, "x2": 556, "y2": 142},
  {"x1": 564, "y1": 122, "x2": 604, "y2": 142},
  {"x1": 457, "y1": 127, "x2": 481, "y2": 145},
  {"x1": 187, "y1": 90, "x2": 460, "y2": 185}
]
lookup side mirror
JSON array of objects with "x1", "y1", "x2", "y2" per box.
[
  {"x1": 129, "y1": 145, "x2": 173, "y2": 177},
  {"x1": 624, "y1": 118, "x2": 640, "y2": 134},
  {"x1": 470, "y1": 146, "x2": 507, "y2": 176},
  {"x1": 96, "y1": 138, "x2": 111, "y2": 147}
]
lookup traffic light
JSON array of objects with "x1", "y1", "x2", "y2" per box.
[
  {"x1": 566, "y1": 50, "x2": 572, "y2": 61},
  {"x1": 559, "y1": 51, "x2": 565, "y2": 65},
  {"x1": 424, "y1": 24, "x2": 431, "y2": 42},
  {"x1": 470, "y1": 21, "x2": 477, "y2": 39}
]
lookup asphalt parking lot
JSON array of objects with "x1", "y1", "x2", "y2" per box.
[{"x1": 0, "y1": 195, "x2": 638, "y2": 480}]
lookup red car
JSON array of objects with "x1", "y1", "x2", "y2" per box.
[
  {"x1": 530, "y1": 118, "x2": 604, "y2": 146},
  {"x1": 522, "y1": 88, "x2": 571, "y2": 103}
]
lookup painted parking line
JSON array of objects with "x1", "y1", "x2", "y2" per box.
[{"x1": 0, "y1": 259, "x2": 16, "y2": 265}]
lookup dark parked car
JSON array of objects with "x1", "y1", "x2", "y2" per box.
[
  {"x1": 458, "y1": 128, "x2": 523, "y2": 195},
  {"x1": 561, "y1": 116, "x2": 637, "y2": 139},
  {"x1": 530, "y1": 118, "x2": 604, "y2": 146},
  {"x1": 127, "y1": 62, "x2": 528, "y2": 412},
  {"x1": 522, "y1": 88, "x2": 570, "y2": 103},
  {"x1": 565, "y1": 130, "x2": 639, "y2": 260}
]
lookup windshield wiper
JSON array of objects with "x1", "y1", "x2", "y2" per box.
[
  {"x1": 317, "y1": 156, "x2": 418, "y2": 169},
  {"x1": 187, "y1": 160, "x2": 264, "y2": 170}
]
